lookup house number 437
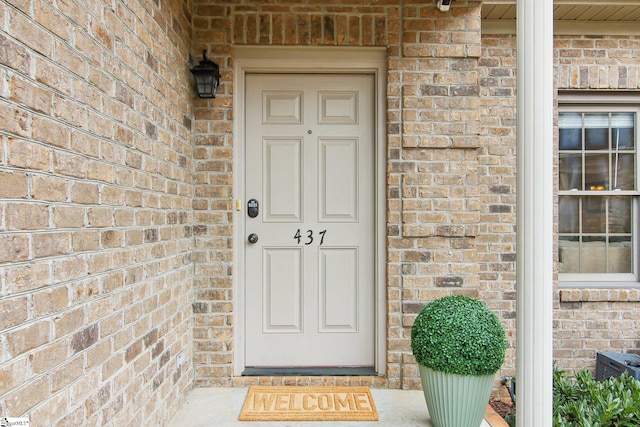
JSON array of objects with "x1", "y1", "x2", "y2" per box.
[{"x1": 294, "y1": 229, "x2": 327, "y2": 245}]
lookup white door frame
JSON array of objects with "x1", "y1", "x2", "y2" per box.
[{"x1": 232, "y1": 46, "x2": 387, "y2": 377}]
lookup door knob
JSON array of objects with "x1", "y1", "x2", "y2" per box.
[{"x1": 248, "y1": 233, "x2": 259, "y2": 244}]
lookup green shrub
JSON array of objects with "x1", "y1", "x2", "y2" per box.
[
  {"x1": 553, "y1": 366, "x2": 640, "y2": 427},
  {"x1": 410, "y1": 295, "x2": 506, "y2": 376}
]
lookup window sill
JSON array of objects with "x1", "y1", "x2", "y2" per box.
[{"x1": 559, "y1": 287, "x2": 640, "y2": 303}]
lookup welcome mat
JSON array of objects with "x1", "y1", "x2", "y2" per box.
[{"x1": 238, "y1": 386, "x2": 378, "y2": 421}]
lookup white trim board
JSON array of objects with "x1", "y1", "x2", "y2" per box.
[{"x1": 558, "y1": 90, "x2": 640, "y2": 104}]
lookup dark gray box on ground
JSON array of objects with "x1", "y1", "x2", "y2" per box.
[{"x1": 596, "y1": 352, "x2": 640, "y2": 381}]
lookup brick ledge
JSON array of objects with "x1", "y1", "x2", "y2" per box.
[{"x1": 559, "y1": 288, "x2": 640, "y2": 303}]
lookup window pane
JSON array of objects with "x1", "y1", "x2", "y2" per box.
[
  {"x1": 583, "y1": 196, "x2": 605, "y2": 233},
  {"x1": 584, "y1": 113, "x2": 609, "y2": 150},
  {"x1": 559, "y1": 113, "x2": 583, "y2": 150},
  {"x1": 584, "y1": 154, "x2": 609, "y2": 191},
  {"x1": 559, "y1": 128, "x2": 582, "y2": 150},
  {"x1": 614, "y1": 128, "x2": 635, "y2": 150},
  {"x1": 558, "y1": 236, "x2": 579, "y2": 273},
  {"x1": 608, "y1": 236, "x2": 632, "y2": 273},
  {"x1": 608, "y1": 196, "x2": 631, "y2": 233},
  {"x1": 585, "y1": 128, "x2": 609, "y2": 150},
  {"x1": 580, "y1": 236, "x2": 607, "y2": 273},
  {"x1": 612, "y1": 112, "x2": 635, "y2": 150},
  {"x1": 559, "y1": 196, "x2": 579, "y2": 233},
  {"x1": 612, "y1": 153, "x2": 634, "y2": 190},
  {"x1": 559, "y1": 154, "x2": 583, "y2": 190}
]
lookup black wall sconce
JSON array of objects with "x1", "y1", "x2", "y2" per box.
[{"x1": 190, "y1": 50, "x2": 220, "y2": 98}]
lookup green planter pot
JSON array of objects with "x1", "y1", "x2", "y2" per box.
[{"x1": 419, "y1": 365, "x2": 495, "y2": 427}]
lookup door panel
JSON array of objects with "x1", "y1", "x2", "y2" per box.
[
  {"x1": 319, "y1": 138, "x2": 358, "y2": 221},
  {"x1": 319, "y1": 247, "x2": 358, "y2": 332},
  {"x1": 318, "y1": 91, "x2": 358, "y2": 124},
  {"x1": 245, "y1": 73, "x2": 375, "y2": 368},
  {"x1": 263, "y1": 248, "x2": 302, "y2": 332},
  {"x1": 263, "y1": 91, "x2": 303, "y2": 124},
  {"x1": 264, "y1": 139, "x2": 302, "y2": 221}
]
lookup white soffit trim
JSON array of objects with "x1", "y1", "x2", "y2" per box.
[
  {"x1": 483, "y1": 0, "x2": 640, "y2": 35},
  {"x1": 483, "y1": 20, "x2": 640, "y2": 35}
]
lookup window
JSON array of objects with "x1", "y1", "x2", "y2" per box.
[{"x1": 558, "y1": 105, "x2": 639, "y2": 285}]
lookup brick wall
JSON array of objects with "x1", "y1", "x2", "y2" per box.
[
  {"x1": 3, "y1": 0, "x2": 637, "y2": 420},
  {"x1": 478, "y1": 33, "x2": 518, "y2": 386},
  {"x1": 191, "y1": 0, "x2": 488, "y2": 390},
  {"x1": 0, "y1": 1, "x2": 195, "y2": 425},
  {"x1": 556, "y1": 35, "x2": 640, "y2": 89},
  {"x1": 190, "y1": 0, "x2": 403, "y2": 388},
  {"x1": 390, "y1": 1, "x2": 484, "y2": 390},
  {"x1": 554, "y1": 35, "x2": 640, "y2": 371},
  {"x1": 480, "y1": 33, "x2": 640, "y2": 379},
  {"x1": 192, "y1": 2, "x2": 640, "y2": 391}
]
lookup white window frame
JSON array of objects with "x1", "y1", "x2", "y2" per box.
[{"x1": 558, "y1": 93, "x2": 640, "y2": 288}]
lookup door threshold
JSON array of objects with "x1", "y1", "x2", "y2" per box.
[{"x1": 242, "y1": 367, "x2": 377, "y2": 376}]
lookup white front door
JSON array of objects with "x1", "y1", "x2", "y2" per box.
[{"x1": 244, "y1": 73, "x2": 375, "y2": 368}]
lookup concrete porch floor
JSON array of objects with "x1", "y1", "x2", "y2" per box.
[{"x1": 168, "y1": 387, "x2": 507, "y2": 427}]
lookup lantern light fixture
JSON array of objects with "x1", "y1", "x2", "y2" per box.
[{"x1": 190, "y1": 50, "x2": 220, "y2": 98}]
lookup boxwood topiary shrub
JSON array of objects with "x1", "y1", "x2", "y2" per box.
[{"x1": 411, "y1": 295, "x2": 506, "y2": 376}]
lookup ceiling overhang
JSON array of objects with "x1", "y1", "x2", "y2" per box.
[{"x1": 482, "y1": 0, "x2": 640, "y2": 35}]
